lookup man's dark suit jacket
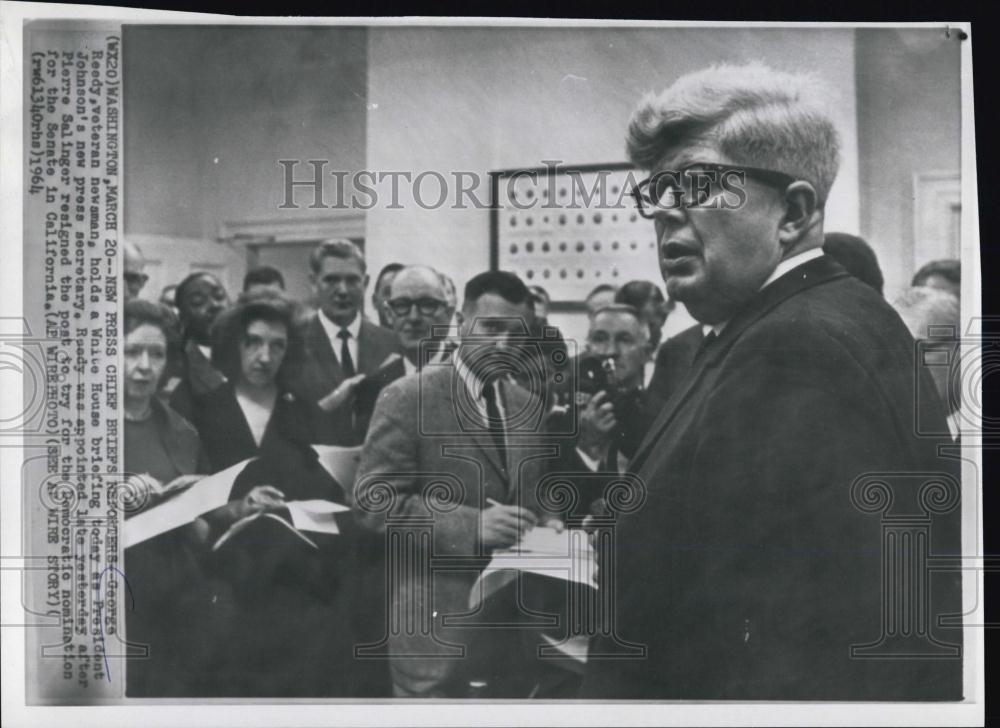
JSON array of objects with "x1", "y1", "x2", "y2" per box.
[
  {"x1": 291, "y1": 314, "x2": 400, "y2": 445},
  {"x1": 581, "y1": 255, "x2": 962, "y2": 700},
  {"x1": 167, "y1": 340, "x2": 228, "y2": 421},
  {"x1": 647, "y1": 323, "x2": 703, "y2": 405}
]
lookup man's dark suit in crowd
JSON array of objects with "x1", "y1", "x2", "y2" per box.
[
  {"x1": 584, "y1": 257, "x2": 962, "y2": 699},
  {"x1": 646, "y1": 323, "x2": 703, "y2": 406},
  {"x1": 291, "y1": 239, "x2": 399, "y2": 445},
  {"x1": 167, "y1": 272, "x2": 230, "y2": 419},
  {"x1": 296, "y1": 314, "x2": 397, "y2": 443}
]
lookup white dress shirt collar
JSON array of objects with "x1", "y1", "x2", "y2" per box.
[
  {"x1": 317, "y1": 309, "x2": 361, "y2": 367},
  {"x1": 702, "y1": 247, "x2": 826, "y2": 337},
  {"x1": 451, "y1": 348, "x2": 509, "y2": 425},
  {"x1": 452, "y1": 346, "x2": 487, "y2": 403},
  {"x1": 760, "y1": 246, "x2": 826, "y2": 290}
]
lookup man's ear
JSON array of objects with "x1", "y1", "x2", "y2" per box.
[
  {"x1": 362, "y1": 273, "x2": 370, "y2": 291},
  {"x1": 777, "y1": 181, "x2": 821, "y2": 248},
  {"x1": 309, "y1": 272, "x2": 318, "y2": 294}
]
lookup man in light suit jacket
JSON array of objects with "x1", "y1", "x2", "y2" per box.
[
  {"x1": 582, "y1": 63, "x2": 962, "y2": 700},
  {"x1": 292, "y1": 239, "x2": 399, "y2": 445},
  {"x1": 355, "y1": 271, "x2": 567, "y2": 698}
]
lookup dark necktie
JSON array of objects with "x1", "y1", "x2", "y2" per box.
[
  {"x1": 693, "y1": 330, "x2": 719, "y2": 364},
  {"x1": 481, "y1": 380, "x2": 507, "y2": 464},
  {"x1": 337, "y1": 328, "x2": 355, "y2": 377}
]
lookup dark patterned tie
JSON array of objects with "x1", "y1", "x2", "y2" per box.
[
  {"x1": 481, "y1": 380, "x2": 507, "y2": 464},
  {"x1": 337, "y1": 328, "x2": 355, "y2": 377}
]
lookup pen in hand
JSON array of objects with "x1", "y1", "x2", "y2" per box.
[{"x1": 481, "y1": 497, "x2": 537, "y2": 549}]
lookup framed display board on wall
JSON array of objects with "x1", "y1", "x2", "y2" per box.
[{"x1": 490, "y1": 163, "x2": 659, "y2": 309}]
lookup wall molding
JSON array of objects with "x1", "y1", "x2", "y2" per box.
[{"x1": 216, "y1": 213, "x2": 365, "y2": 245}]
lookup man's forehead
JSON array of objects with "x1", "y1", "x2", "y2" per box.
[
  {"x1": 592, "y1": 310, "x2": 642, "y2": 334},
  {"x1": 318, "y1": 256, "x2": 364, "y2": 276},
  {"x1": 391, "y1": 269, "x2": 444, "y2": 298},
  {"x1": 468, "y1": 292, "x2": 528, "y2": 317},
  {"x1": 652, "y1": 138, "x2": 731, "y2": 172},
  {"x1": 187, "y1": 275, "x2": 222, "y2": 294}
]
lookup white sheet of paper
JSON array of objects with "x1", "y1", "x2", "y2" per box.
[
  {"x1": 285, "y1": 499, "x2": 349, "y2": 535},
  {"x1": 124, "y1": 458, "x2": 252, "y2": 548},
  {"x1": 470, "y1": 527, "x2": 597, "y2": 609},
  {"x1": 311, "y1": 445, "x2": 362, "y2": 489},
  {"x1": 541, "y1": 633, "x2": 590, "y2": 665},
  {"x1": 506, "y1": 524, "x2": 574, "y2": 554}
]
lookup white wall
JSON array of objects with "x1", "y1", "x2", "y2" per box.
[
  {"x1": 365, "y1": 26, "x2": 859, "y2": 344},
  {"x1": 856, "y1": 28, "x2": 962, "y2": 301},
  {"x1": 125, "y1": 26, "x2": 368, "y2": 242}
]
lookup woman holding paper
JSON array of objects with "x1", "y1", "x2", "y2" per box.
[
  {"x1": 187, "y1": 291, "x2": 362, "y2": 697},
  {"x1": 122, "y1": 300, "x2": 284, "y2": 697}
]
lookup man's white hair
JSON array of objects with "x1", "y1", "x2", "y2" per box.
[
  {"x1": 626, "y1": 62, "x2": 841, "y2": 204},
  {"x1": 894, "y1": 286, "x2": 961, "y2": 341}
]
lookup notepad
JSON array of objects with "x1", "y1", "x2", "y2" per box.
[{"x1": 469, "y1": 527, "x2": 597, "y2": 609}]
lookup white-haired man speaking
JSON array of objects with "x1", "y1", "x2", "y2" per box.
[{"x1": 581, "y1": 63, "x2": 961, "y2": 700}]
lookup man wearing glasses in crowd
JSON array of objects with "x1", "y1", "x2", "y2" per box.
[
  {"x1": 383, "y1": 266, "x2": 457, "y2": 374},
  {"x1": 581, "y1": 63, "x2": 961, "y2": 700}
]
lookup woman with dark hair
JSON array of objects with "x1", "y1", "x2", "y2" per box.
[
  {"x1": 186, "y1": 290, "x2": 329, "y2": 473},
  {"x1": 186, "y1": 291, "x2": 366, "y2": 697}
]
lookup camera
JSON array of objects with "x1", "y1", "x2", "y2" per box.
[{"x1": 575, "y1": 353, "x2": 632, "y2": 410}]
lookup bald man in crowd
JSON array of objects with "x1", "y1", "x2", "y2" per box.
[
  {"x1": 385, "y1": 266, "x2": 457, "y2": 373},
  {"x1": 352, "y1": 265, "x2": 457, "y2": 435},
  {"x1": 124, "y1": 239, "x2": 149, "y2": 302}
]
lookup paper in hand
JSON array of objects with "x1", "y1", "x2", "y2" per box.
[
  {"x1": 285, "y1": 499, "x2": 349, "y2": 535},
  {"x1": 470, "y1": 527, "x2": 597, "y2": 609},
  {"x1": 312, "y1": 445, "x2": 362, "y2": 489},
  {"x1": 124, "y1": 459, "x2": 253, "y2": 548}
]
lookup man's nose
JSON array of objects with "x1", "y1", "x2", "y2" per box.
[
  {"x1": 258, "y1": 347, "x2": 272, "y2": 364},
  {"x1": 655, "y1": 206, "x2": 686, "y2": 241},
  {"x1": 136, "y1": 351, "x2": 151, "y2": 370}
]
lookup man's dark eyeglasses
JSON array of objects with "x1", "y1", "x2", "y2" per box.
[
  {"x1": 387, "y1": 297, "x2": 448, "y2": 316},
  {"x1": 630, "y1": 162, "x2": 798, "y2": 218},
  {"x1": 125, "y1": 272, "x2": 149, "y2": 286}
]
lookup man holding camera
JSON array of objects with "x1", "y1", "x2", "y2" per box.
[{"x1": 573, "y1": 304, "x2": 659, "y2": 476}]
